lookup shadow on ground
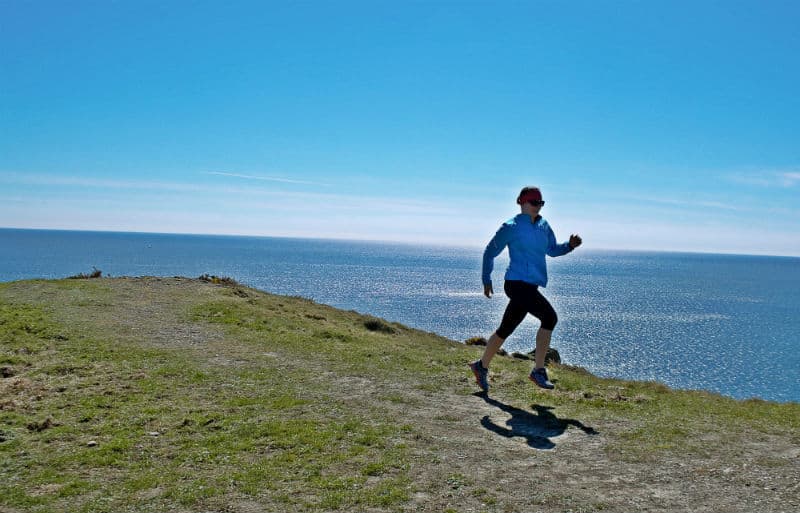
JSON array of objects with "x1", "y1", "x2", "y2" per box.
[{"x1": 477, "y1": 393, "x2": 598, "y2": 450}]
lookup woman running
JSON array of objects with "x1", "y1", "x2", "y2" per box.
[{"x1": 470, "y1": 186, "x2": 582, "y2": 392}]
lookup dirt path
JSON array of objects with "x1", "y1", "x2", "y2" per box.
[{"x1": 325, "y1": 365, "x2": 798, "y2": 513}]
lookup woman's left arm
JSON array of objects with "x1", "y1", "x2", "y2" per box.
[{"x1": 546, "y1": 227, "x2": 580, "y2": 257}]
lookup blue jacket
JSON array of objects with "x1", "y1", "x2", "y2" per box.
[{"x1": 482, "y1": 214, "x2": 573, "y2": 288}]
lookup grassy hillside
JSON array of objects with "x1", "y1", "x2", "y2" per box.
[{"x1": 1, "y1": 277, "x2": 798, "y2": 513}]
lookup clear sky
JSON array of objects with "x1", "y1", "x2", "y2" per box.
[{"x1": 2, "y1": 1, "x2": 799, "y2": 255}]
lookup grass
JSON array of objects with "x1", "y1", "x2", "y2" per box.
[
  {"x1": 1, "y1": 277, "x2": 798, "y2": 512},
  {"x1": 0, "y1": 280, "x2": 413, "y2": 512}
]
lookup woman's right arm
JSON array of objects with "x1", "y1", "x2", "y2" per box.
[{"x1": 482, "y1": 224, "x2": 511, "y2": 296}]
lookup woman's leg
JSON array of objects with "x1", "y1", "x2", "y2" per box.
[
  {"x1": 534, "y1": 328, "x2": 552, "y2": 369},
  {"x1": 480, "y1": 332, "x2": 506, "y2": 368},
  {"x1": 528, "y1": 289, "x2": 558, "y2": 369}
]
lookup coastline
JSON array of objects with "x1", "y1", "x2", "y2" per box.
[{"x1": 3, "y1": 229, "x2": 800, "y2": 403}]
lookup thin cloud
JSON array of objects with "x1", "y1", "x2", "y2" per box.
[
  {"x1": 0, "y1": 171, "x2": 454, "y2": 216},
  {"x1": 615, "y1": 193, "x2": 746, "y2": 212},
  {"x1": 205, "y1": 171, "x2": 330, "y2": 187},
  {"x1": 779, "y1": 172, "x2": 800, "y2": 187},
  {"x1": 0, "y1": 170, "x2": 331, "y2": 189},
  {"x1": 0, "y1": 171, "x2": 317, "y2": 196},
  {"x1": 0, "y1": 172, "x2": 208, "y2": 193},
  {"x1": 728, "y1": 170, "x2": 800, "y2": 188},
  {"x1": 650, "y1": 197, "x2": 742, "y2": 211}
]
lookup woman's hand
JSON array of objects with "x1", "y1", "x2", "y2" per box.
[
  {"x1": 569, "y1": 234, "x2": 583, "y2": 249},
  {"x1": 483, "y1": 283, "x2": 494, "y2": 298}
]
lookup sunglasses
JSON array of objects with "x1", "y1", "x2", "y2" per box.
[{"x1": 528, "y1": 200, "x2": 545, "y2": 207}]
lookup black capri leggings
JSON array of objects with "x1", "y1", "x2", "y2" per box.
[{"x1": 496, "y1": 280, "x2": 558, "y2": 339}]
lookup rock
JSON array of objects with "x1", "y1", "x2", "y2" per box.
[
  {"x1": 363, "y1": 317, "x2": 396, "y2": 334},
  {"x1": 465, "y1": 337, "x2": 487, "y2": 346},
  {"x1": 527, "y1": 347, "x2": 561, "y2": 365},
  {"x1": 26, "y1": 418, "x2": 54, "y2": 432},
  {"x1": 148, "y1": 431, "x2": 160, "y2": 437},
  {"x1": 87, "y1": 440, "x2": 98, "y2": 447},
  {"x1": 0, "y1": 367, "x2": 14, "y2": 378},
  {"x1": 511, "y1": 352, "x2": 531, "y2": 360}
]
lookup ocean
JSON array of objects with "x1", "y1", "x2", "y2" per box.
[{"x1": 2, "y1": 228, "x2": 798, "y2": 403}]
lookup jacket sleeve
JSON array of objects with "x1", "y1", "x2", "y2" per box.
[
  {"x1": 482, "y1": 224, "x2": 512, "y2": 286},
  {"x1": 546, "y1": 225, "x2": 573, "y2": 257}
]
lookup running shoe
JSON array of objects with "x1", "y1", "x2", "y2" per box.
[
  {"x1": 529, "y1": 367, "x2": 555, "y2": 389},
  {"x1": 469, "y1": 360, "x2": 489, "y2": 392}
]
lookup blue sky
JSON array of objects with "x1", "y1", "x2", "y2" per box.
[{"x1": 1, "y1": 1, "x2": 799, "y2": 255}]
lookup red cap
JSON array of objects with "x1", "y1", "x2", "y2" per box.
[{"x1": 516, "y1": 187, "x2": 542, "y2": 205}]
